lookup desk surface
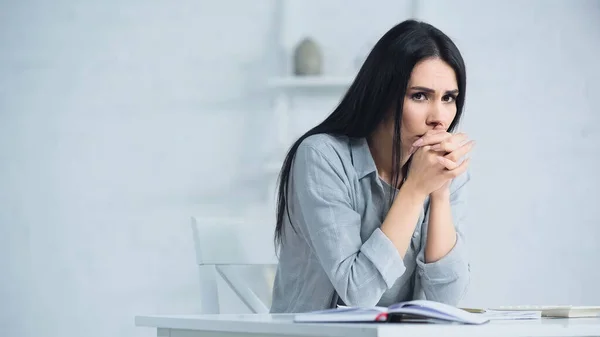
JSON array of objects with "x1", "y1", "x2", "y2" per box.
[{"x1": 135, "y1": 313, "x2": 600, "y2": 337}]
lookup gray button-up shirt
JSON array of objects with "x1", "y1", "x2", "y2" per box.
[{"x1": 270, "y1": 133, "x2": 470, "y2": 313}]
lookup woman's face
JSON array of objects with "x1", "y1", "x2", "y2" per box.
[{"x1": 385, "y1": 57, "x2": 459, "y2": 156}]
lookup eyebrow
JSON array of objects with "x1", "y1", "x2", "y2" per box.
[{"x1": 410, "y1": 86, "x2": 459, "y2": 95}]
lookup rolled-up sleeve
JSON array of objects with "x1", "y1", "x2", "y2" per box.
[
  {"x1": 416, "y1": 172, "x2": 471, "y2": 305},
  {"x1": 288, "y1": 144, "x2": 406, "y2": 307}
]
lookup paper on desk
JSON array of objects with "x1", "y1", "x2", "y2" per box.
[{"x1": 479, "y1": 310, "x2": 541, "y2": 320}]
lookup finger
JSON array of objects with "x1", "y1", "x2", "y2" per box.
[
  {"x1": 413, "y1": 132, "x2": 453, "y2": 147},
  {"x1": 427, "y1": 128, "x2": 447, "y2": 135},
  {"x1": 430, "y1": 134, "x2": 470, "y2": 152},
  {"x1": 445, "y1": 158, "x2": 470, "y2": 178},
  {"x1": 436, "y1": 156, "x2": 460, "y2": 170},
  {"x1": 444, "y1": 140, "x2": 475, "y2": 161},
  {"x1": 409, "y1": 145, "x2": 418, "y2": 155},
  {"x1": 419, "y1": 129, "x2": 446, "y2": 142}
]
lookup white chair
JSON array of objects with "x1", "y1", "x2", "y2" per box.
[{"x1": 191, "y1": 216, "x2": 279, "y2": 314}]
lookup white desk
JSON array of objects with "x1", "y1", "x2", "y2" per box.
[{"x1": 135, "y1": 313, "x2": 600, "y2": 337}]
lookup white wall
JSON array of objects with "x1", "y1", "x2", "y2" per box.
[
  {"x1": 1, "y1": 1, "x2": 599, "y2": 337},
  {"x1": 0, "y1": 1, "x2": 279, "y2": 336},
  {"x1": 418, "y1": 0, "x2": 600, "y2": 307}
]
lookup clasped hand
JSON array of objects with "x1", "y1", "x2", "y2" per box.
[{"x1": 405, "y1": 129, "x2": 474, "y2": 197}]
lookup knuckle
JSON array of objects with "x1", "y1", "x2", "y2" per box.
[{"x1": 455, "y1": 134, "x2": 467, "y2": 143}]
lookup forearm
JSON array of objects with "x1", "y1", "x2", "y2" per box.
[
  {"x1": 380, "y1": 180, "x2": 427, "y2": 258},
  {"x1": 425, "y1": 190, "x2": 458, "y2": 262},
  {"x1": 416, "y1": 174, "x2": 471, "y2": 305}
]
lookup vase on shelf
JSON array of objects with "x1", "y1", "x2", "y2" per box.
[{"x1": 293, "y1": 37, "x2": 323, "y2": 76}]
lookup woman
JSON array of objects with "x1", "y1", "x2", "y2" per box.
[{"x1": 270, "y1": 19, "x2": 474, "y2": 313}]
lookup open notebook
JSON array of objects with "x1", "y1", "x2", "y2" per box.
[{"x1": 293, "y1": 300, "x2": 489, "y2": 324}]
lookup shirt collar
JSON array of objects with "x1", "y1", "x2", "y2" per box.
[{"x1": 350, "y1": 137, "x2": 378, "y2": 179}]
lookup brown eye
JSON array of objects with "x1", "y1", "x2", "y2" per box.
[
  {"x1": 411, "y1": 92, "x2": 427, "y2": 101},
  {"x1": 442, "y1": 94, "x2": 456, "y2": 103}
]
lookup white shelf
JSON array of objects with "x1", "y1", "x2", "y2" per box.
[{"x1": 267, "y1": 76, "x2": 354, "y2": 88}]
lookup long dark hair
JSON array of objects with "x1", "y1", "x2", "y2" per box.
[{"x1": 274, "y1": 19, "x2": 467, "y2": 248}]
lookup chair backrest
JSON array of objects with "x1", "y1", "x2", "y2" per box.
[{"x1": 191, "y1": 216, "x2": 278, "y2": 314}]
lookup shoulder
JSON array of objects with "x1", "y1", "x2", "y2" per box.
[
  {"x1": 291, "y1": 134, "x2": 355, "y2": 186},
  {"x1": 295, "y1": 133, "x2": 353, "y2": 168}
]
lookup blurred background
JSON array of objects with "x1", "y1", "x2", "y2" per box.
[{"x1": 1, "y1": 0, "x2": 599, "y2": 337}]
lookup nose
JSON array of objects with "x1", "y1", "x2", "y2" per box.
[{"x1": 426, "y1": 101, "x2": 447, "y2": 129}]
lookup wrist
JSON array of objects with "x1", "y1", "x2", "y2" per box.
[
  {"x1": 401, "y1": 178, "x2": 428, "y2": 204},
  {"x1": 431, "y1": 187, "x2": 450, "y2": 202}
]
